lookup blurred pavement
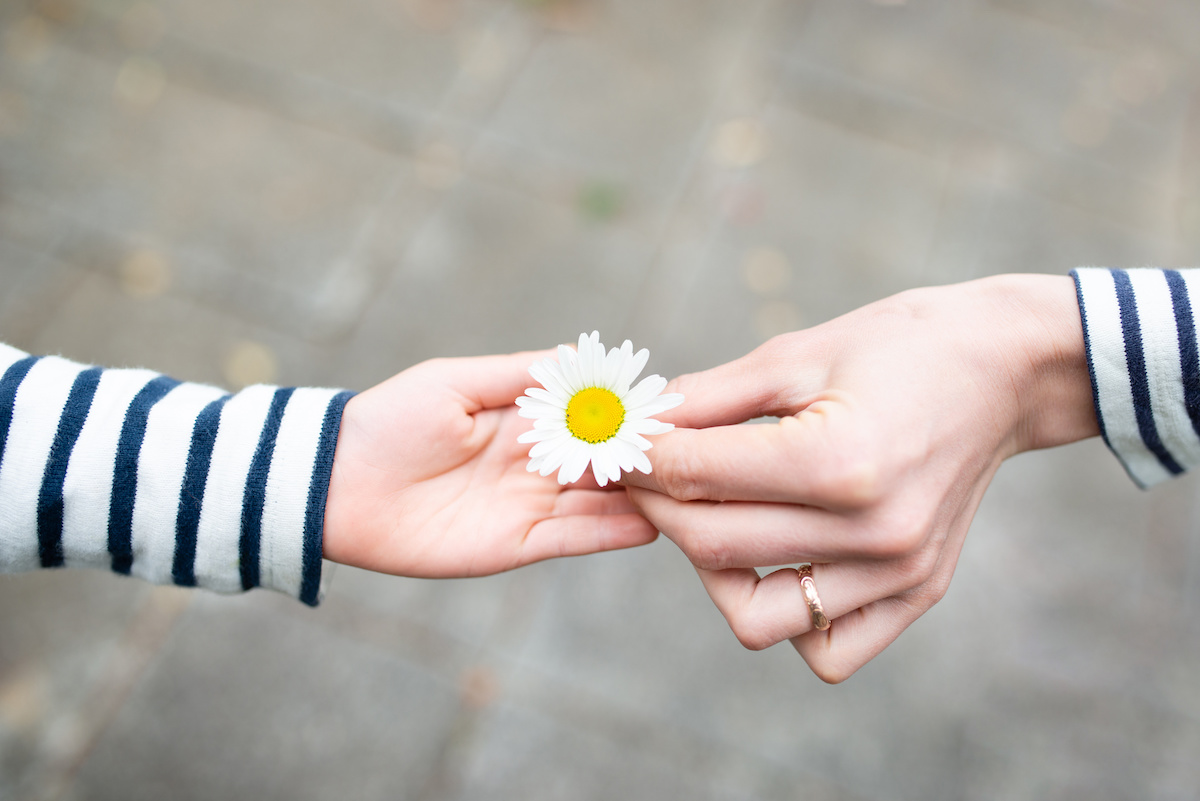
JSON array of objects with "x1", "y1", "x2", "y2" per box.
[{"x1": 3, "y1": 0, "x2": 1200, "y2": 799}]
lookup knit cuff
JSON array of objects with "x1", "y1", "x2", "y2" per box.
[
  {"x1": 0, "y1": 343, "x2": 353, "y2": 604},
  {"x1": 1071, "y1": 267, "x2": 1200, "y2": 488}
]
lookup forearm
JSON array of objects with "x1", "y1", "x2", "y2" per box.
[{"x1": 0, "y1": 343, "x2": 352, "y2": 605}]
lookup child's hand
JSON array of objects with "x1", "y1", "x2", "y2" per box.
[{"x1": 321, "y1": 351, "x2": 658, "y2": 577}]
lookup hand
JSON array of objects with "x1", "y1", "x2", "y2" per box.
[
  {"x1": 622, "y1": 275, "x2": 1099, "y2": 682},
  {"x1": 322, "y1": 350, "x2": 658, "y2": 577}
]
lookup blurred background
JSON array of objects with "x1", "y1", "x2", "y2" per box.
[{"x1": 3, "y1": 0, "x2": 1200, "y2": 798}]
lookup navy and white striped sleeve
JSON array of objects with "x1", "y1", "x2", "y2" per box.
[
  {"x1": 0, "y1": 343, "x2": 354, "y2": 605},
  {"x1": 1071, "y1": 267, "x2": 1200, "y2": 488}
]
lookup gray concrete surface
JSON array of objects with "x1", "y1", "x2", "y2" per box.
[{"x1": 3, "y1": 0, "x2": 1200, "y2": 798}]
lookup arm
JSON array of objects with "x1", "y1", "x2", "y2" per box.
[
  {"x1": 0, "y1": 345, "x2": 657, "y2": 604},
  {"x1": 0, "y1": 343, "x2": 344, "y2": 603},
  {"x1": 621, "y1": 274, "x2": 1101, "y2": 682}
]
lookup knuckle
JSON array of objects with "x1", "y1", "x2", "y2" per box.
[
  {"x1": 684, "y1": 531, "x2": 734, "y2": 571},
  {"x1": 919, "y1": 571, "x2": 953, "y2": 606},
  {"x1": 896, "y1": 568, "x2": 951, "y2": 612},
  {"x1": 757, "y1": 331, "x2": 802, "y2": 362},
  {"x1": 866, "y1": 506, "x2": 932, "y2": 559},
  {"x1": 728, "y1": 613, "x2": 774, "y2": 652},
  {"x1": 905, "y1": 546, "x2": 941, "y2": 586},
  {"x1": 663, "y1": 371, "x2": 699, "y2": 400},
  {"x1": 806, "y1": 656, "x2": 856, "y2": 685},
  {"x1": 657, "y1": 452, "x2": 709, "y2": 502},
  {"x1": 809, "y1": 449, "x2": 888, "y2": 508}
]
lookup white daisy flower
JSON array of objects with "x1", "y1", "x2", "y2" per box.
[{"x1": 516, "y1": 331, "x2": 685, "y2": 487}]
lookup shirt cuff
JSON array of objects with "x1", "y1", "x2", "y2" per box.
[
  {"x1": 0, "y1": 343, "x2": 353, "y2": 604},
  {"x1": 1071, "y1": 267, "x2": 1200, "y2": 488}
]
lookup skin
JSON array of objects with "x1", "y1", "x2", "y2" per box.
[
  {"x1": 321, "y1": 349, "x2": 658, "y2": 578},
  {"x1": 621, "y1": 274, "x2": 1100, "y2": 683}
]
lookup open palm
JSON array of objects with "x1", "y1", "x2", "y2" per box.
[{"x1": 321, "y1": 350, "x2": 658, "y2": 577}]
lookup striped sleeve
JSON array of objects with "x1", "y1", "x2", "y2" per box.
[
  {"x1": 1071, "y1": 267, "x2": 1200, "y2": 488},
  {"x1": 0, "y1": 344, "x2": 353, "y2": 605}
]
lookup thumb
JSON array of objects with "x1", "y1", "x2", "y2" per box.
[
  {"x1": 659, "y1": 336, "x2": 825, "y2": 429},
  {"x1": 432, "y1": 349, "x2": 556, "y2": 412}
]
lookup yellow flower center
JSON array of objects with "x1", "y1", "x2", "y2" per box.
[{"x1": 565, "y1": 387, "x2": 625, "y2": 443}]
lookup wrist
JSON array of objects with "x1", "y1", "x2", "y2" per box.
[{"x1": 979, "y1": 274, "x2": 1100, "y2": 454}]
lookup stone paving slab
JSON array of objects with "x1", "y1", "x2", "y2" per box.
[
  {"x1": 29, "y1": 270, "x2": 334, "y2": 389},
  {"x1": 69, "y1": 591, "x2": 464, "y2": 801},
  {"x1": 0, "y1": 36, "x2": 434, "y2": 345},
  {"x1": 0, "y1": 236, "x2": 83, "y2": 348},
  {"x1": 0, "y1": 571, "x2": 149, "y2": 799},
  {"x1": 329, "y1": 173, "x2": 662, "y2": 387},
  {"x1": 448, "y1": 699, "x2": 861, "y2": 801}
]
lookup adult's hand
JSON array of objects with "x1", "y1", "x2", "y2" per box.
[
  {"x1": 623, "y1": 275, "x2": 1099, "y2": 682},
  {"x1": 322, "y1": 351, "x2": 658, "y2": 577}
]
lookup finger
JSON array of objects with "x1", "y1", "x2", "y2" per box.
[
  {"x1": 694, "y1": 559, "x2": 929, "y2": 651},
  {"x1": 429, "y1": 349, "x2": 557, "y2": 412},
  {"x1": 657, "y1": 337, "x2": 826, "y2": 429},
  {"x1": 626, "y1": 486, "x2": 919, "y2": 567},
  {"x1": 518, "y1": 514, "x2": 659, "y2": 565},
  {"x1": 552, "y1": 487, "x2": 643, "y2": 517},
  {"x1": 622, "y1": 403, "x2": 874, "y2": 506},
  {"x1": 791, "y1": 506, "x2": 974, "y2": 683},
  {"x1": 790, "y1": 597, "x2": 920, "y2": 684}
]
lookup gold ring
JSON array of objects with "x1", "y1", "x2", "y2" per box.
[{"x1": 797, "y1": 563, "x2": 831, "y2": 631}]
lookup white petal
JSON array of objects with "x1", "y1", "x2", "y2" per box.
[
  {"x1": 584, "y1": 331, "x2": 605, "y2": 387},
  {"x1": 605, "y1": 439, "x2": 636, "y2": 473},
  {"x1": 527, "y1": 428, "x2": 568, "y2": 444},
  {"x1": 559, "y1": 445, "x2": 591, "y2": 485},
  {"x1": 573, "y1": 334, "x2": 588, "y2": 386},
  {"x1": 612, "y1": 339, "x2": 635, "y2": 392},
  {"x1": 630, "y1": 447, "x2": 652, "y2": 475},
  {"x1": 575, "y1": 333, "x2": 594, "y2": 387},
  {"x1": 627, "y1": 392, "x2": 685, "y2": 418},
  {"x1": 627, "y1": 395, "x2": 684, "y2": 421},
  {"x1": 622, "y1": 374, "x2": 668, "y2": 409},
  {"x1": 592, "y1": 333, "x2": 607, "y2": 381},
  {"x1": 590, "y1": 449, "x2": 611, "y2": 487},
  {"x1": 616, "y1": 428, "x2": 653, "y2": 449},
  {"x1": 539, "y1": 443, "x2": 571, "y2": 477},
  {"x1": 595, "y1": 440, "x2": 620, "y2": 473},
  {"x1": 593, "y1": 442, "x2": 623, "y2": 485},
  {"x1": 529, "y1": 360, "x2": 569, "y2": 400},
  {"x1": 533, "y1": 424, "x2": 568, "y2": 438},
  {"x1": 601, "y1": 345, "x2": 623, "y2": 390},
  {"x1": 555, "y1": 344, "x2": 579, "y2": 391},
  {"x1": 542, "y1": 359, "x2": 575, "y2": 399},
  {"x1": 616, "y1": 346, "x2": 650, "y2": 395},
  {"x1": 605, "y1": 454, "x2": 622, "y2": 485},
  {"x1": 523, "y1": 386, "x2": 566, "y2": 407},
  {"x1": 528, "y1": 437, "x2": 565, "y2": 458},
  {"x1": 624, "y1": 418, "x2": 673, "y2": 436},
  {"x1": 518, "y1": 428, "x2": 552, "y2": 444},
  {"x1": 515, "y1": 397, "x2": 562, "y2": 417}
]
